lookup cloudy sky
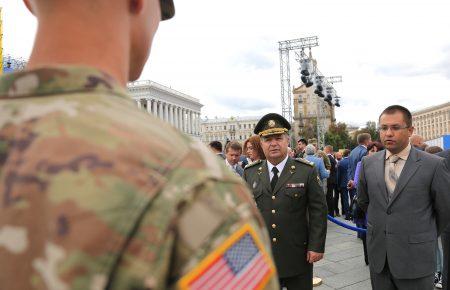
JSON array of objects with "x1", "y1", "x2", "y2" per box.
[{"x1": 2, "y1": 0, "x2": 450, "y2": 127}]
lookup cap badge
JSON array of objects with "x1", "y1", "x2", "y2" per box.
[{"x1": 268, "y1": 120, "x2": 276, "y2": 128}]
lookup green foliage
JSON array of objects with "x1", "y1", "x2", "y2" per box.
[
  {"x1": 351, "y1": 121, "x2": 380, "y2": 146},
  {"x1": 324, "y1": 122, "x2": 352, "y2": 150}
]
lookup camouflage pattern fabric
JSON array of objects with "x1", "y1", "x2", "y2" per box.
[
  {"x1": 316, "y1": 150, "x2": 331, "y2": 170},
  {"x1": 0, "y1": 66, "x2": 279, "y2": 289}
]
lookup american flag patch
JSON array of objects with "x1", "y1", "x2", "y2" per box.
[{"x1": 178, "y1": 224, "x2": 275, "y2": 290}]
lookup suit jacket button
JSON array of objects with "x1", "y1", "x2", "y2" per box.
[
  {"x1": 272, "y1": 195, "x2": 276, "y2": 200},
  {"x1": 387, "y1": 209, "x2": 392, "y2": 215}
]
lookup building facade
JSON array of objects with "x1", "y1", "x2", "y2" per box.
[
  {"x1": 201, "y1": 116, "x2": 261, "y2": 145},
  {"x1": 128, "y1": 80, "x2": 203, "y2": 138},
  {"x1": 412, "y1": 102, "x2": 449, "y2": 141},
  {"x1": 292, "y1": 84, "x2": 335, "y2": 145}
]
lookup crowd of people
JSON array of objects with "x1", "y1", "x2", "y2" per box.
[
  {"x1": 208, "y1": 106, "x2": 450, "y2": 290},
  {"x1": 1, "y1": 1, "x2": 449, "y2": 290}
]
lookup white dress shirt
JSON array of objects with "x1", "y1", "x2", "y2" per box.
[{"x1": 267, "y1": 154, "x2": 289, "y2": 181}]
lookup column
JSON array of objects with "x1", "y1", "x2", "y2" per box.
[
  {"x1": 164, "y1": 103, "x2": 169, "y2": 123},
  {"x1": 146, "y1": 99, "x2": 152, "y2": 114},
  {"x1": 187, "y1": 110, "x2": 191, "y2": 134},
  {"x1": 196, "y1": 113, "x2": 201, "y2": 136},
  {"x1": 190, "y1": 111, "x2": 195, "y2": 135},
  {"x1": 136, "y1": 99, "x2": 142, "y2": 109},
  {"x1": 158, "y1": 101, "x2": 164, "y2": 120},
  {"x1": 152, "y1": 99, "x2": 157, "y2": 116},
  {"x1": 170, "y1": 105, "x2": 175, "y2": 126},
  {"x1": 182, "y1": 109, "x2": 187, "y2": 133},
  {"x1": 179, "y1": 108, "x2": 184, "y2": 131},
  {"x1": 174, "y1": 107, "x2": 179, "y2": 129}
]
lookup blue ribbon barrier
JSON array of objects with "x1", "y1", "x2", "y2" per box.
[{"x1": 327, "y1": 215, "x2": 367, "y2": 233}]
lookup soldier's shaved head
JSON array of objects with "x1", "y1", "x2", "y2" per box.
[{"x1": 24, "y1": 0, "x2": 161, "y2": 84}]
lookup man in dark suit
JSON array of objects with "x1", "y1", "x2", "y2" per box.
[
  {"x1": 336, "y1": 149, "x2": 351, "y2": 219},
  {"x1": 244, "y1": 113, "x2": 327, "y2": 290},
  {"x1": 324, "y1": 145, "x2": 338, "y2": 217},
  {"x1": 208, "y1": 140, "x2": 225, "y2": 159},
  {"x1": 437, "y1": 149, "x2": 450, "y2": 290},
  {"x1": 357, "y1": 105, "x2": 450, "y2": 290},
  {"x1": 347, "y1": 133, "x2": 371, "y2": 201}
]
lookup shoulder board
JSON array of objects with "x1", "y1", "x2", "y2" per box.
[
  {"x1": 244, "y1": 159, "x2": 263, "y2": 170},
  {"x1": 294, "y1": 158, "x2": 314, "y2": 167}
]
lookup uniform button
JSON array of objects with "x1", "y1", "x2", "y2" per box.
[
  {"x1": 272, "y1": 224, "x2": 276, "y2": 229},
  {"x1": 272, "y1": 195, "x2": 276, "y2": 200},
  {"x1": 272, "y1": 209, "x2": 276, "y2": 214},
  {"x1": 294, "y1": 193, "x2": 299, "y2": 197},
  {"x1": 387, "y1": 209, "x2": 392, "y2": 215},
  {"x1": 272, "y1": 238, "x2": 277, "y2": 242}
]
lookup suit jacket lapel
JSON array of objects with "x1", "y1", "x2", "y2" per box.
[
  {"x1": 375, "y1": 150, "x2": 389, "y2": 205},
  {"x1": 259, "y1": 160, "x2": 272, "y2": 194},
  {"x1": 273, "y1": 157, "x2": 294, "y2": 194},
  {"x1": 388, "y1": 148, "x2": 421, "y2": 207}
]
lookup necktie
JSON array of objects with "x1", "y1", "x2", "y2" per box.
[
  {"x1": 387, "y1": 155, "x2": 400, "y2": 199},
  {"x1": 271, "y1": 167, "x2": 279, "y2": 191}
]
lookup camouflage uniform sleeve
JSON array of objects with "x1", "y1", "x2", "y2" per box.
[
  {"x1": 108, "y1": 142, "x2": 279, "y2": 290},
  {"x1": 170, "y1": 144, "x2": 278, "y2": 290}
]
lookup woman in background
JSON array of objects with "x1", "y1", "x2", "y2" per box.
[
  {"x1": 243, "y1": 135, "x2": 266, "y2": 165},
  {"x1": 353, "y1": 141, "x2": 384, "y2": 265}
]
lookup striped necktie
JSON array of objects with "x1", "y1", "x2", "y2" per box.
[{"x1": 387, "y1": 155, "x2": 400, "y2": 200}]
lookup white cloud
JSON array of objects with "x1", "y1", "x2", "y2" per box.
[{"x1": 2, "y1": 0, "x2": 450, "y2": 127}]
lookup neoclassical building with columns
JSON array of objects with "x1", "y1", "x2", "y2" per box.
[{"x1": 128, "y1": 80, "x2": 203, "y2": 138}]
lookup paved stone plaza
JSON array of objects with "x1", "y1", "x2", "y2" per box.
[{"x1": 314, "y1": 219, "x2": 371, "y2": 290}]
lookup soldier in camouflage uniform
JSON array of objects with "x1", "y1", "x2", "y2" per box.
[{"x1": 0, "y1": 0, "x2": 279, "y2": 289}]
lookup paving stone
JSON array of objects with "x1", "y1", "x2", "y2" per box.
[
  {"x1": 339, "y1": 279, "x2": 372, "y2": 290},
  {"x1": 320, "y1": 267, "x2": 370, "y2": 289}
]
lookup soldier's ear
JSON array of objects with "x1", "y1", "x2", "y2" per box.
[{"x1": 23, "y1": 0, "x2": 36, "y2": 15}]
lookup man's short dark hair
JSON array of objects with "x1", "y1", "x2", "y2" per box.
[
  {"x1": 209, "y1": 141, "x2": 223, "y2": 152},
  {"x1": 297, "y1": 138, "x2": 308, "y2": 145},
  {"x1": 225, "y1": 141, "x2": 242, "y2": 153},
  {"x1": 379, "y1": 105, "x2": 412, "y2": 127},
  {"x1": 343, "y1": 149, "x2": 351, "y2": 157},
  {"x1": 357, "y1": 133, "x2": 371, "y2": 144}
]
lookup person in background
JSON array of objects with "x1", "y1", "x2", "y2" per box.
[
  {"x1": 225, "y1": 141, "x2": 245, "y2": 177},
  {"x1": 426, "y1": 145, "x2": 446, "y2": 288},
  {"x1": 347, "y1": 133, "x2": 372, "y2": 201},
  {"x1": 324, "y1": 145, "x2": 338, "y2": 217},
  {"x1": 243, "y1": 135, "x2": 266, "y2": 165},
  {"x1": 208, "y1": 140, "x2": 225, "y2": 159},
  {"x1": 425, "y1": 145, "x2": 443, "y2": 154},
  {"x1": 437, "y1": 149, "x2": 450, "y2": 290},
  {"x1": 288, "y1": 147, "x2": 296, "y2": 158},
  {"x1": 353, "y1": 141, "x2": 385, "y2": 265},
  {"x1": 304, "y1": 144, "x2": 330, "y2": 184},
  {"x1": 335, "y1": 151, "x2": 343, "y2": 162},
  {"x1": 410, "y1": 134, "x2": 427, "y2": 151},
  {"x1": 295, "y1": 138, "x2": 308, "y2": 158},
  {"x1": 336, "y1": 149, "x2": 351, "y2": 219}
]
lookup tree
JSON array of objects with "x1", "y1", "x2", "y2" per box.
[
  {"x1": 324, "y1": 122, "x2": 352, "y2": 150},
  {"x1": 350, "y1": 121, "x2": 380, "y2": 147}
]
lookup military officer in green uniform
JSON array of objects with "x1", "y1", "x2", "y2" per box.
[{"x1": 244, "y1": 113, "x2": 328, "y2": 290}]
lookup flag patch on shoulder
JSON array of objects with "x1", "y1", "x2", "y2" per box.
[{"x1": 178, "y1": 224, "x2": 275, "y2": 290}]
